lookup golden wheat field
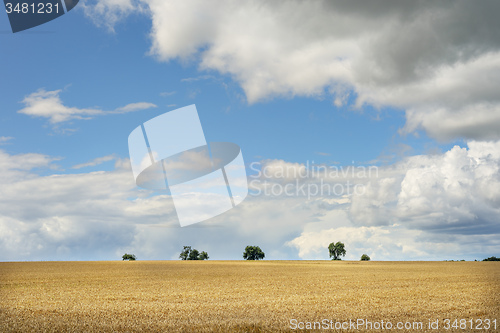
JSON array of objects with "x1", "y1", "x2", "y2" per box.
[{"x1": 0, "y1": 261, "x2": 498, "y2": 332}]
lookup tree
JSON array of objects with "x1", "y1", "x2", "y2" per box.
[
  {"x1": 179, "y1": 246, "x2": 209, "y2": 260},
  {"x1": 199, "y1": 251, "x2": 209, "y2": 260},
  {"x1": 483, "y1": 256, "x2": 500, "y2": 261},
  {"x1": 188, "y1": 249, "x2": 200, "y2": 260},
  {"x1": 243, "y1": 245, "x2": 265, "y2": 260},
  {"x1": 122, "y1": 253, "x2": 136, "y2": 261},
  {"x1": 179, "y1": 246, "x2": 192, "y2": 260},
  {"x1": 360, "y1": 254, "x2": 371, "y2": 261},
  {"x1": 328, "y1": 242, "x2": 346, "y2": 260}
]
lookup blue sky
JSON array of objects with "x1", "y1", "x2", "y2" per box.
[{"x1": 1, "y1": 1, "x2": 499, "y2": 261}]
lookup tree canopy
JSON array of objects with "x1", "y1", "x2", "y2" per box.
[
  {"x1": 360, "y1": 254, "x2": 371, "y2": 261},
  {"x1": 188, "y1": 249, "x2": 200, "y2": 260},
  {"x1": 179, "y1": 246, "x2": 191, "y2": 260},
  {"x1": 122, "y1": 253, "x2": 136, "y2": 261},
  {"x1": 179, "y1": 246, "x2": 209, "y2": 260},
  {"x1": 328, "y1": 242, "x2": 346, "y2": 260},
  {"x1": 483, "y1": 256, "x2": 500, "y2": 261},
  {"x1": 243, "y1": 246, "x2": 265, "y2": 260},
  {"x1": 198, "y1": 251, "x2": 209, "y2": 260}
]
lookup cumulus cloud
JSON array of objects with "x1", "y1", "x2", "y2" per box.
[
  {"x1": 287, "y1": 222, "x2": 500, "y2": 261},
  {"x1": 286, "y1": 222, "x2": 429, "y2": 260},
  {"x1": 0, "y1": 149, "x2": 61, "y2": 183},
  {"x1": 247, "y1": 142, "x2": 500, "y2": 259},
  {"x1": 350, "y1": 141, "x2": 500, "y2": 236},
  {"x1": 18, "y1": 89, "x2": 157, "y2": 124},
  {"x1": 1, "y1": 142, "x2": 499, "y2": 261},
  {"x1": 248, "y1": 159, "x2": 378, "y2": 200},
  {"x1": 249, "y1": 146, "x2": 500, "y2": 238},
  {"x1": 0, "y1": 147, "x2": 315, "y2": 260},
  {"x1": 0, "y1": 150, "x2": 178, "y2": 260},
  {"x1": 85, "y1": 0, "x2": 500, "y2": 141}
]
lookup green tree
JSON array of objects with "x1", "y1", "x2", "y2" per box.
[
  {"x1": 122, "y1": 253, "x2": 136, "y2": 261},
  {"x1": 328, "y1": 242, "x2": 346, "y2": 260},
  {"x1": 179, "y1": 246, "x2": 209, "y2": 260},
  {"x1": 199, "y1": 251, "x2": 209, "y2": 260},
  {"x1": 360, "y1": 254, "x2": 370, "y2": 261},
  {"x1": 188, "y1": 249, "x2": 200, "y2": 260},
  {"x1": 243, "y1": 245, "x2": 265, "y2": 260},
  {"x1": 483, "y1": 256, "x2": 500, "y2": 261},
  {"x1": 179, "y1": 246, "x2": 192, "y2": 260}
]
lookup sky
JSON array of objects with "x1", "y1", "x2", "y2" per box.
[{"x1": 1, "y1": 0, "x2": 499, "y2": 261}]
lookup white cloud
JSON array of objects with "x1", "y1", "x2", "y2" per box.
[
  {"x1": 72, "y1": 154, "x2": 117, "y2": 169},
  {"x1": 18, "y1": 89, "x2": 102, "y2": 124},
  {"x1": 1, "y1": 141, "x2": 499, "y2": 261},
  {"x1": 350, "y1": 141, "x2": 500, "y2": 235},
  {"x1": 160, "y1": 91, "x2": 176, "y2": 97},
  {"x1": 0, "y1": 149, "x2": 61, "y2": 183},
  {"x1": 18, "y1": 89, "x2": 157, "y2": 124},
  {"x1": 251, "y1": 142, "x2": 500, "y2": 259},
  {"x1": 249, "y1": 159, "x2": 378, "y2": 193},
  {"x1": 81, "y1": 0, "x2": 144, "y2": 32},
  {"x1": 113, "y1": 102, "x2": 157, "y2": 113},
  {"x1": 0, "y1": 137, "x2": 14, "y2": 145},
  {"x1": 0, "y1": 147, "x2": 310, "y2": 260},
  {"x1": 287, "y1": 223, "x2": 500, "y2": 261},
  {"x1": 0, "y1": 150, "x2": 177, "y2": 260},
  {"x1": 85, "y1": 0, "x2": 500, "y2": 141}
]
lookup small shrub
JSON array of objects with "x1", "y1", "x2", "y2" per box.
[{"x1": 122, "y1": 253, "x2": 136, "y2": 261}]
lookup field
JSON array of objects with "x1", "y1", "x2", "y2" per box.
[{"x1": 0, "y1": 261, "x2": 499, "y2": 332}]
